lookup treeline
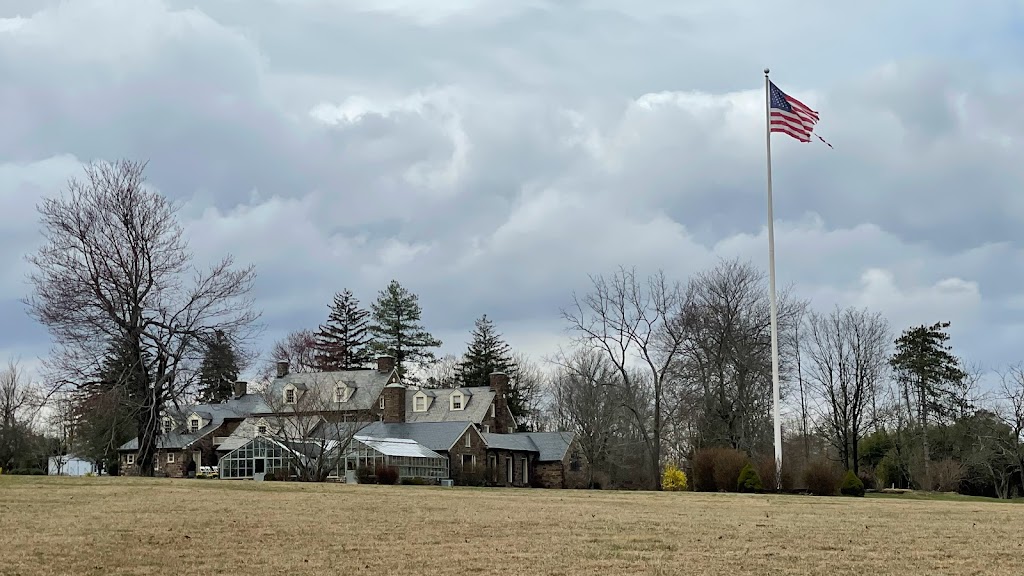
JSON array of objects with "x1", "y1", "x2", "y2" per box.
[{"x1": 545, "y1": 262, "x2": 1024, "y2": 497}]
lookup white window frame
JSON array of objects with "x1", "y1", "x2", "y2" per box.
[
  {"x1": 451, "y1": 392, "x2": 464, "y2": 411},
  {"x1": 189, "y1": 419, "x2": 200, "y2": 433},
  {"x1": 379, "y1": 396, "x2": 385, "y2": 410},
  {"x1": 465, "y1": 433, "x2": 471, "y2": 448},
  {"x1": 257, "y1": 424, "x2": 267, "y2": 436},
  {"x1": 127, "y1": 453, "x2": 135, "y2": 465},
  {"x1": 522, "y1": 457, "x2": 529, "y2": 484},
  {"x1": 167, "y1": 453, "x2": 175, "y2": 464},
  {"x1": 285, "y1": 388, "x2": 296, "y2": 404},
  {"x1": 483, "y1": 425, "x2": 490, "y2": 433},
  {"x1": 163, "y1": 419, "x2": 173, "y2": 433},
  {"x1": 413, "y1": 394, "x2": 427, "y2": 412},
  {"x1": 490, "y1": 404, "x2": 495, "y2": 418}
]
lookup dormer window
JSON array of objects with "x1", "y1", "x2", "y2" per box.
[
  {"x1": 451, "y1": 391, "x2": 465, "y2": 411},
  {"x1": 163, "y1": 419, "x2": 173, "y2": 433},
  {"x1": 189, "y1": 418, "x2": 200, "y2": 433},
  {"x1": 413, "y1": 394, "x2": 427, "y2": 412},
  {"x1": 335, "y1": 384, "x2": 352, "y2": 403},
  {"x1": 285, "y1": 388, "x2": 296, "y2": 404},
  {"x1": 257, "y1": 425, "x2": 267, "y2": 436}
]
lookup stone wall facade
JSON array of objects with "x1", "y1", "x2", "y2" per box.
[{"x1": 447, "y1": 427, "x2": 488, "y2": 485}]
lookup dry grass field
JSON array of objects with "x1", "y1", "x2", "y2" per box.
[{"x1": 1, "y1": 476, "x2": 1022, "y2": 576}]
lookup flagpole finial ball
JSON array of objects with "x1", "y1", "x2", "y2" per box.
[{"x1": 764, "y1": 68, "x2": 770, "y2": 75}]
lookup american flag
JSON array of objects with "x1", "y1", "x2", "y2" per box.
[{"x1": 769, "y1": 81, "x2": 819, "y2": 143}]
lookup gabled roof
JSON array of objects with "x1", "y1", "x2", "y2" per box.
[
  {"x1": 481, "y1": 433, "x2": 537, "y2": 452},
  {"x1": 405, "y1": 386, "x2": 494, "y2": 424},
  {"x1": 118, "y1": 394, "x2": 268, "y2": 452},
  {"x1": 264, "y1": 368, "x2": 394, "y2": 413},
  {"x1": 357, "y1": 421, "x2": 473, "y2": 452},
  {"x1": 480, "y1": 431, "x2": 576, "y2": 462},
  {"x1": 523, "y1": 431, "x2": 576, "y2": 462}
]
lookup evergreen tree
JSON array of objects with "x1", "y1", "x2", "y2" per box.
[
  {"x1": 890, "y1": 321, "x2": 968, "y2": 484},
  {"x1": 368, "y1": 280, "x2": 442, "y2": 376},
  {"x1": 197, "y1": 330, "x2": 241, "y2": 403},
  {"x1": 456, "y1": 314, "x2": 518, "y2": 387},
  {"x1": 314, "y1": 289, "x2": 372, "y2": 371}
]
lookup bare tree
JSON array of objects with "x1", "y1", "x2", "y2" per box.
[
  {"x1": 670, "y1": 259, "x2": 803, "y2": 456},
  {"x1": 261, "y1": 329, "x2": 318, "y2": 379},
  {"x1": 803, "y1": 306, "x2": 889, "y2": 474},
  {"x1": 420, "y1": 354, "x2": 460, "y2": 388},
  {"x1": 0, "y1": 359, "x2": 42, "y2": 472},
  {"x1": 46, "y1": 391, "x2": 78, "y2": 475},
  {"x1": 994, "y1": 365, "x2": 1024, "y2": 491},
  {"x1": 562, "y1": 267, "x2": 687, "y2": 489},
  {"x1": 25, "y1": 160, "x2": 258, "y2": 476},
  {"x1": 550, "y1": 346, "x2": 625, "y2": 487},
  {"x1": 510, "y1": 351, "x2": 545, "y2": 431},
  {"x1": 257, "y1": 374, "x2": 361, "y2": 481}
]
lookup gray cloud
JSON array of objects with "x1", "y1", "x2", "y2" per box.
[{"x1": 2, "y1": 0, "x2": 1024, "y2": 383}]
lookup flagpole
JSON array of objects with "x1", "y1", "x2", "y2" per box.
[{"x1": 764, "y1": 68, "x2": 783, "y2": 490}]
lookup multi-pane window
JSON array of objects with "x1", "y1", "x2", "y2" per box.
[
  {"x1": 414, "y1": 395, "x2": 426, "y2": 412},
  {"x1": 257, "y1": 425, "x2": 267, "y2": 436},
  {"x1": 163, "y1": 420, "x2": 172, "y2": 433},
  {"x1": 167, "y1": 453, "x2": 175, "y2": 464},
  {"x1": 189, "y1": 419, "x2": 200, "y2": 433},
  {"x1": 285, "y1": 389, "x2": 295, "y2": 404},
  {"x1": 451, "y1": 394, "x2": 463, "y2": 410},
  {"x1": 126, "y1": 453, "x2": 135, "y2": 465}
]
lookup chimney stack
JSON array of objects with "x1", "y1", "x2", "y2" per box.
[
  {"x1": 489, "y1": 372, "x2": 513, "y2": 434},
  {"x1": 232, "y1": 381, "x2": 248, "y2": 399},
  {"x1": 382, "y1": 383, "x2": 406, "y2": 423},
  {"x1": 276, "y1": 361, "x2": 289, "y2": 378},
  {"x1": 377, "y1": 355, "x2": 396, "y2": 374}
]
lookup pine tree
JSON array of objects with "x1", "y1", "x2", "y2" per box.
[
  {"x1": 456, "y1": 314, "x2": 518, "y2": 388},
  {"x1": 368, "y1": 280, "x2": 442, "y2": 376},
  {"x1": 314, "y1": 289, "x2": 372, "y2": 371},
  {"x1": 889, "y1": 321, "x2": 968, "y2": 485},
  {"x1": 197, "y1": 330, "x2": 240, "y2": 403}
]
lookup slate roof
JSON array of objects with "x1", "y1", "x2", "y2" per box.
[
  {"x1": 405, "y1": 386, "x2": 494, "y2": 424},
  {"x1": 117, "y1": 394, "x2": 269, "y2": 451},
  {"x1": 481, "y1": 431, "x2": 575, "y2": 462},
  {"x1": 522, "y1": 431, "x2": 576, "y2": 462},
  {"x1": 265, "y1": 368, "x2": 393, "y2": 413},
  {"x1": 481, "y1": 432, "x2": 537, "y2": 452},
  {"x1": 356, "y1": 421, "x2": 473, "y2": 453}
]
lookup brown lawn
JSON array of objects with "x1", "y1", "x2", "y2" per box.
[{"x1": 1, "y1": 475, "x2": 1021, "y2": 575}]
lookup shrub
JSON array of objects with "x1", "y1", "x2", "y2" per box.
[
  {"x1": 692, "y1": 447, "x2": 749, "y2": 492},
  {"x1": 375, "y1": 465, "x2": 399, "y2": 485},
  {"x1": 356, "y1": 465, "x2": 374, "y2": 484},
  {"x1": 803, "y1": 459, "x2": 841, "y2": 496},
  {"x1": 857, "y1": 466, "x2": 877, "y2": 490},
  {"x1": 692, "y1": 449, "x2": 718, "y2": 492},
  {"x1": 712, "y1": 448, "x2": 749, "y2": 492},
  {"x1": 754, "y1": 456, "x2": 795, "y2": 492},
  {"x1": 737, "y1": 463, "x2": 763, "y2": 493},
  {"x1": 931, "y1": 458, "x2": 963, "y2": 492},
  {"x1": 840, "y1": 470, "x2": 865, "y2": 497},
  {"x1": 662, "y1": 464, "x2": 688, "y2": 491}
]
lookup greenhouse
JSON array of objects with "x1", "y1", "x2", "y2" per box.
[
  {"x1": 338, "y1": 436, "x2": 449, "y2": 482},
  {"x1": 219, "y1": 436, "x2": 299, "y2": 480}
]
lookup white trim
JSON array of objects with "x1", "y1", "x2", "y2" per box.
[
  {"x1": 450, "y1": 391, "x2": 464, "y2": 411},
  {"x1": 126, "y1": 453, "x2": 135, "y2": 465},
  {"x1": 189, "y1": 418, "x2": 200, "y2": 433},
  {"x1": 490, "y1": 404, "x2": 495, "y2": 418},
  {"x1": 284, "y1": 386, "x2": 296, "y2": 404},
  {"x1": 379, "y1": 396, "x2": 385, "y2": 410},
  {"x1": 167, "y1": 452, "x2": 175, "y2": 464},
  {"x1": 413, "y1": 393, "x2": 428, "y2": 412}
]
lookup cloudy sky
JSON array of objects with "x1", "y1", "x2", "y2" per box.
[{"x1": 2, "y1": 0, "x2": 1023, "y2": 389}]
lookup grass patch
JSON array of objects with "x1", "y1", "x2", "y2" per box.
[
  {"x1": 866, "y1": 490, "x2": 1024, "y2": 504},
  {"x1": 2, "y1": 476, "x2": 1023, "y2": 575}
]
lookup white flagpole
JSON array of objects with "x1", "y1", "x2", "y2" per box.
[{"x1": 764, "y1": 68, "x2": 783, "y2": 490}]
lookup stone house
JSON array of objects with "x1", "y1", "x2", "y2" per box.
[{"x1": 118, "y1": 356, "x2": 588, "y2": 488}]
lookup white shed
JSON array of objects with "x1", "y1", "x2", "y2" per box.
[{"x1": 47, "y1": 455, "x2": 97, "y2": 476}]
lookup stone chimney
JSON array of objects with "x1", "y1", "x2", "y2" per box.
[
  {"x1": 377, "y1": 355, "x2": 396, "y2": 374},
  {"x1": 489, "y1": 372, "x2": 513, "y2": 434},
  {"x1": 382, "y1": 383, "x2": 406, "y2": 423},
  {"x1": 276, "y1": 361, "x2": 289, "y2": 378},
  {"x1": 232, "y1": 381, "x2": 247, "y2": 399}
]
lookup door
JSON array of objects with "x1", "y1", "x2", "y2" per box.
[
  {"x1": 255, "y1": 458, "x2": 265, "y2": 474},
  {"x1": 506, "y1": 457, "x2": 513, "y2": 484}
]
